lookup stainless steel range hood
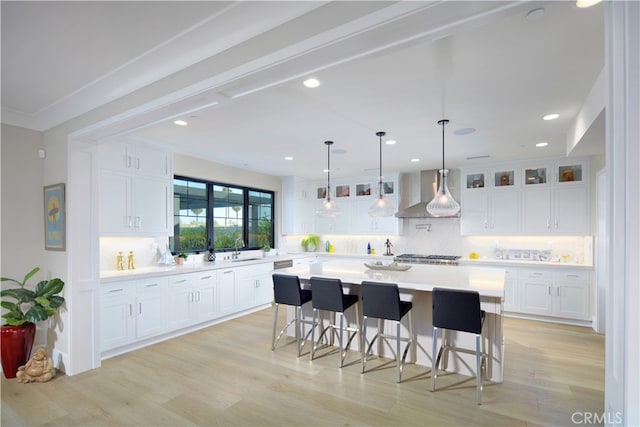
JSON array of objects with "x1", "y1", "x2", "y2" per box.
[{"x1": 395, "y1": 169, "x2": 461, "y2": 218}]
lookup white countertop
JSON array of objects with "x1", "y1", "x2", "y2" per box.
[
  {"x1": 459, "y1": 257, "x2": 593, "y2": 269},
  {"x1": 278, "y1": 259, "x2": 505, "y2": 298},
  {"x1": 100, "y1": 254, "x2": 309, "y2": 283}
]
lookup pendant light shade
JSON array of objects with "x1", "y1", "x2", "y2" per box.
[
  {"x1": 426, "y1": 119, "x2": 460, "y2": 217},
  {"x1": 316, "y1": 140, "x2": 342, "y2": 218},
  {"x1": 369, "y1": 131, "x2": 395, "y2": 217}
]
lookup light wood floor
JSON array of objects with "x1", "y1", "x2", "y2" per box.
[{"x1": 1, "y1": 309, "x2": 604, "y2": 426}]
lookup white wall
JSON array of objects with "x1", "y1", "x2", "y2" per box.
[
  {"x1": 0, "y1": 124, "x2": 54, "y2": 349},
  {"x1": 1, "y1": 124, "x2": 46, "y2": 278}
]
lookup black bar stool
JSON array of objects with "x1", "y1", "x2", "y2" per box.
[
  {"x1": 309, "y1": 276, "x2": 360, "y2": 368},
  {"x1": 360, "y1": 281, "x2": 414, "y2": 383},
  {"x1": 430, "y1": 287, "x2": 487, "y2": 405},
  {"x1": 271, "y1": 274, "x2": 313, "y2": 356}
]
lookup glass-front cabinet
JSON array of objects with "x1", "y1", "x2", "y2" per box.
[
  {"x1": 461, "y1": 167, "x2": 519, "y2": 235},
  {"x1": 556, "y1": 162, "x2": 584, "y2": 184},
  {"x1": 461, "y1": 156, "x2": 589, "y2": 235},
  {"x1": 523, "y1": 165, "x2": 548, "y2": 186}
]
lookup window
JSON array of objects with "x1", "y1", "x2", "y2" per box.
[{"x1": 171, "y1": 176, "x2": 274, "y2": 254}]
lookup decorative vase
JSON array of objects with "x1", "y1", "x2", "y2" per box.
[{"x1": 1, "y1": 323, "x2": 36, "y2": 379}]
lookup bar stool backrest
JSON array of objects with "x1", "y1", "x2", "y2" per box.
[
  {"x1": 432, "y1": 287, "x2": 483, "y2": 334},
  {"x1": 361, "y1": 281, "x2": 403, "y2": 321},
  {"x1": 273, "y1": 274, "x2": 306, "y2": 306},
  {"x1": 310, "y1": 277, "x2": 346, "y2": 312}
]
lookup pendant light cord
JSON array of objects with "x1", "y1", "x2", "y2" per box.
[
  {"x1": 437, "y1": 119, "x2": 449, "y2": 175},
  {"x1": 376, "y1": 131, "x2": 386, "y2": 197},
  {"x1": 325, "y1": 140, "x2": 333, "y2": 200}
]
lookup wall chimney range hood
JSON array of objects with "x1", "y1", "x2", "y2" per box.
[{"x1": 395, "y1": 169, "x2": 461, "y2": 218}]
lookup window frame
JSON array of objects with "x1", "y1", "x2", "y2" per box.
[{"x1": 172, "y1": 175, "x2": 275, "y2": 254}]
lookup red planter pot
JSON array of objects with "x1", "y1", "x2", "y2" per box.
[{"x1": 1, "y1": 323, "x2": 36, "y2": 379}]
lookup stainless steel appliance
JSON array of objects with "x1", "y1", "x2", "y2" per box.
[
  {"x1": 273, "y1": 259, "x2": 293, "y2": 270},
  {"x1": 394, "y1": 254, "x2": 461, "y2": 266}
]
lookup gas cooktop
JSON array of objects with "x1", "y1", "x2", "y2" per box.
[{"x1": 393, "y1": 254, "x2": 461, "y2": 265}]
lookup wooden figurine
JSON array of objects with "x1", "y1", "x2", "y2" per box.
[{"x1": 16, "y1": 347, "x2": 56, "y2": 383}]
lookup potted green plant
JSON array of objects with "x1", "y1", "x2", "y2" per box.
[
  {"x1": 301, "y1": 234, "x2": 321, "y2": 252},
  {"x1": 176, "y1": 252, "x2": 188, "y2": 265},
  {"x1": 262, "y1": 243, "x2": 272, "y2": 257},
  {"x1": 1, "y1": 267, "x2": 65, "y2": 379}
]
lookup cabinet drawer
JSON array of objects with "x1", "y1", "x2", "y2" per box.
[
  {"x1": 520, "y1": 269, "x2": 552, "y2": 280},
  {"x1": 503, "y1": 267, "x2": 519, "y2": 279},
  {"x1": 168, "y1": 274, "x2": 194, "y2": 287},
  {"x1": 101, "y1": 282, "x2": 132, "y2": 297},
  {"x1": 192, "y1": 271, "x2": 217, "y2": 283},
  {"x1": 137, "y1": 276, "x2": 168, "y2": 292},
  {"x1": 554, "y1": 270, "x2": 590, "y2": 282}
]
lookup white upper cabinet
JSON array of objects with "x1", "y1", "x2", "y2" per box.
[
  {"x1": 521, "y1": 158, "x2": 589, "y2": 235},
  {"x1": 99, "y1": 139, "x2": 173, "y2": 236},
  {"x1": 281, "y1": 176, "x2": 313, "y2": 235},
  {"x1": 462, "y1": 157, "x2": 589, "y2": 236},
  {"x1": 283, "y1": 173, "x2": 400, "y2": 236},
  {"x1": 461, "y1": 167, "x2": 519, "y2": 235}
]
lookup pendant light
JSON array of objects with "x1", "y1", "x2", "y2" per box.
[
  {"x1": 316, "y1": 140, "x2": 342, "y2": 218},
  {"x1": 426, "y1": 119, "x2": 460, "y2": 217},
  {"x1": 368, "y1": 131, "x2": 395, "y2": 217}
]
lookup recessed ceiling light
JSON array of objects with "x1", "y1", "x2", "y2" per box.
[
  {"x1": 385, "y1": 140, "x2": 397, "y2": 145},
  {"x1": 284, "y1": 156, "x2": 293, "y2": 161},
  {"x1": 173, "y1": 120, "x2": 188, "y2": 126},
  {"x1": 454, "y1": 127, "x2": 476, "y2": 135},
  {"x1": 410, "y1": 158, "x2": 420, "y2": 163},
  {"x1": 543, "y1": 113, "x2": 559, "y2": 121},
  {"x1": 576, "y1": 0, "x2": 602, "y2": 8},
  {"x1": 536, "y1": 142, "x2": 549, "y2": 147},
  {"x1": 303, "y1": 78, "x2": 320, "y2": 88}
]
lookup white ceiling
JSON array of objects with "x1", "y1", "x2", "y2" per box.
[{"x1": 1, "y1": 1, "x2": 604, "y2": 180}]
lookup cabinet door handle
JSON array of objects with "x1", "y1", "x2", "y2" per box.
[
  {"x1": 126, "y1": 155, "x2": 132, "y2": 169},
  {"x1": 567, "y1": 274, "x2": 579, "y2": 278},
  {"x1": 145, "y1": 283, "x2": 158, "y2": 288},
  {"x1": 129, "y1": 304, "x2": 133, "y2": 316},
  {"x1": 555, "y1": 220, "x2": 558, "y2": 229},
  {"x1": 109, "y1": 288, "x2": 125, "y2": 293},
  {"x1": 533, "y1": 272, "x2": 542, "y2": 276},
  {"x1": 556, "y1": 288, "x2": 560, "y2": 297},
  {"x1": 200, "y1": 276, "x2": 212, "y2": 280},
  {"x1": 546, "y1": 218, "x2": 551, "y2": 230},
  {"x1": 135, "y1": 157, "x2": 140, "y2": 170},
  {"x1": 224, "y1": 271, "x2": 233, "y2": 274},
  {"x1": 483, "y1": 221, "x2": 488, "y2": 229},
  {"x1": 255, "y1": 279, "x2": 260, "y2": 288},
  {"x1": 126, "y1": 216, "x2": 133, "y2": 227},
  {"x1": 134, "y1": 216, "x2": 141, "y2": 228},
  {"x1": 139, "y1": 302, "x2": 142, "y2": 315},
  {"x1": 197, "y1": 291, "x2": 201, "y2": 302},
  {"x1": 548, "y1": 286, "x2": 552, "y2": 296},
  {"x1": 174, "y1": 279, "x2": 188, "y2": 284}
]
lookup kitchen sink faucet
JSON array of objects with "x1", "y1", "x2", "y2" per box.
[{"x1": 233, "y1": 238, "x2": 245, "y2": 259}]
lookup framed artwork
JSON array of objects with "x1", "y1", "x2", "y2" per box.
[{"x1": 44, "y1": 183, "x2": 66, "y2": 251}]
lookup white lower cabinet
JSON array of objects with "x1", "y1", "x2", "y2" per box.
[
  {"x1": 100, "y1": 277, "x2": 168, "y2": 352},
  {"x1": 506, "y1": 267, "x2": 591, "y2": 322},
  {"x1": 218, "y1": 268, "x2": 237, "y2": 315},
  {"x1": 235, "y1": 263, "x2": 273, "y2": 311},
  {"x1": 502, "y1": 267, "x2": 520, "y2": 312},
  {"x1": 166, "y1": 271, "x2": 218, "y2": 331}
]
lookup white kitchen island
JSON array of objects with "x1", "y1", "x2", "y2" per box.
[{"x1": 279, "y1": 259, "x2": 506, "y2": 382}]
